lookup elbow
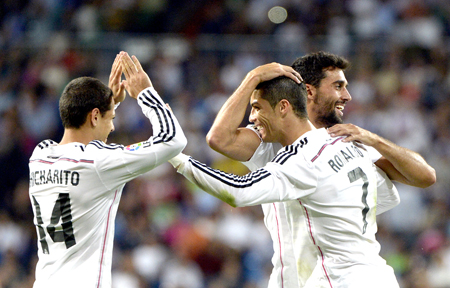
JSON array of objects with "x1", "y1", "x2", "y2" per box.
[
  {"x1": 171, "y1": 134, "x2": 188, "y2": 156},
  {"x1": 421, "y1": 168, "x2": 437, "y2": 188},
  {"x1": 180, "y1": 134, "x2": 188, "y2": 150},
  {"x1": 393, "y1": 196, "x2": 401, "y2": 208},
  {"x1": 178, "y1": 134, "x2": 188, "y2": 150},
  {"x1": 206, "y1": 131, "x2": 224, "y2": 152},
  {"x1": 411, "y1": 166, "x2": 437, "y2": 188}
]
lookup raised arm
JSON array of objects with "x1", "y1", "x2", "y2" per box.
[
  {"x1": 328, "y1": 123, "x2": 436, "y2": 188},
  {"x1": 206, "y1": 63, "x2": 302, "y2": 161},
  {"x1": 110, "y1": 52, "x2": 187, "y2": 171}
]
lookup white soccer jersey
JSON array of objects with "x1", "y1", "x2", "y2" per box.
[
  {"x1": 172, "y1": 128, "x2": 400, "y2": 288},
  {"x1": 242, "y1": 128, "x2": 308, "y2": 288},
  {"x1": 241, "y1": 126, "x2": 398, "y2": 288},
  {"x1": 29, "y1": 87, "x2": 186, "y2": 288}
]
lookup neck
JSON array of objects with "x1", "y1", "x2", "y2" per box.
[
  {"x1": 279, "y1": 119, "x2": 315, "y2": 147},
  {"x1": 59, "y1": 128, "x2": 94, "y2": 145}
]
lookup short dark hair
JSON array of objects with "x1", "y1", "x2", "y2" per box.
[
  {"x1": 256, "y1": 77, "x2": 308, "y2": 119},
  {"x1": 291, "y1": 51, "x2": 350, "y2": 88},
  {"x1": 59, "y1": 77, "x2": 113, "y2": 129}
]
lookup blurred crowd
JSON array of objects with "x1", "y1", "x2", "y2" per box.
[{"x1": 1, "y1": 0, "x2": 450, "y2": 287}]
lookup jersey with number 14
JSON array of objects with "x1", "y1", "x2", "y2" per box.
[{"x1": 28, "y1": 87, "x2": 186, "y2": 288}]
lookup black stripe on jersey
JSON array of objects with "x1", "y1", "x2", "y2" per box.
[
  {"x1": 37, "y1": 140, "x2": 57, "y2": 149},
  {"x1": 311, "y1": 137, "x2": 344, "y2": 162},
  {"x1": 140, "y1": 91, "x2": 174, "y2": 143},
  {"x1": 143, "y1": 91, "x2": 175, "y2": 143},
  {"x1": 89, "y1": 140, "x2": 124, "y2": 150},
  {"x1": 140, "y1": 89, "x2": 176, "y2": 143},
  {"x1": 272, "y1": 143, "x2": 299, "y2": 165},
  {"x1": 189, "y1": 158, "x2": 271, "y2": 188}
]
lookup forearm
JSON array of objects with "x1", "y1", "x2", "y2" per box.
[
  {"x1": 328, "y1": 124, "x2": 436, "y2": 188},
  {"x1": 206, "y1": 73, "x2": 262, "y2": 160},
  {"x1": 170, "y1": 154, "x2": 281, "y2": 207},
  {"x1": 210, "y1": 77, "x2": 256, "y2": 135},
  {"x1": 138, "y1": 87, "x2": 187, "y2": 160},
  {"x1": 373, "y1": 136, "x2": 436, "y2": 188}
]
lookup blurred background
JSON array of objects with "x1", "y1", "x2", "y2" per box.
[{"x1": 0, "y1": 0, "x2": 449, "y2": 287}]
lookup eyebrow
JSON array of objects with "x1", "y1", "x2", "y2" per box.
[
  {"x1": 333, "y1": 80, "x2": 348, "y2": 86},
  {"x1": 250, "y1": 99, "x2": 259, "y2": 106}
]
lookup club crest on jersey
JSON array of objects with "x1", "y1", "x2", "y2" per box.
[{"x1": 125, "y1": 142, "x2": 142, "y2": 151}]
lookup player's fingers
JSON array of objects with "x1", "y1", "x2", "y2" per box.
[
  {"x1": 328, "y1": 128, "x2": 349, "y2": 137},
  {"x1": 121, "y1": 53, "x2": 136, "y2": 76},
  {"x1": 327, "y1": 124, "x2": 346, "y2": 134},
  {"x1": 122, "y1": 80, "x2": 130, "y2": 92},
  {"x1": 121, "y1": 56, "x2": 134, "y2": 79},
  {"x1": 109, "y1": 54, "x2": 120, "y2": 80},
  {"x1": 131, "y1": 55, "x2": 144, "y2": 72},
  {"x1": 112, "y1": 55, "x2": 122, "y2": 80},
  {"x1": 121, "y1": 60, "x2": 130, "y2": 79},
  {"x1": 286, "y1": 66, "x2": 303, "y2": 82},
  {"x1": 341, "y1": 136, "x2": 353, "y2": 142},
  {"x1": 282, "y1": 65, "x2": 302, "y2": 83}
]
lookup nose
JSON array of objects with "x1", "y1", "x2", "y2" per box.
[
  {"x1": 342, "y1": 87, "x2": 352, "y2": 102},
  {"x1": 111, "y1": 123, "x2": 115, "y2": 132}
]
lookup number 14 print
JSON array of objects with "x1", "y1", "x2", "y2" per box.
[{"x1": 32, "y1": 193, "x2": 76, "y2": 254}]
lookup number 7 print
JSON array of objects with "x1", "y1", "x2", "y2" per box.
[{"x1": 347, "y1": 167, "x2": 369, "y2": 234}]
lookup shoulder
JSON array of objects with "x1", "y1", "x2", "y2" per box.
[
  {"x1": 35, "y1": 139, "x2": 58, "y2": 150},
  {"x1": 30, "y1": 139, "x2": 58, "y2": 157},
  {"x1": 270, "y1": 136, "x2": 314, "y2": 171},
  {"x1": 86, "y1": 140, "x2": 124, "y2": 151},
  {"x1": 271, "y1": 129, "x2": 327, "y2": 165}
]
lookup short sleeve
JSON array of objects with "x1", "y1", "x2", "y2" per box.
[{"x1": 365, "y1": 146, "x2": 382, "y2": 163}]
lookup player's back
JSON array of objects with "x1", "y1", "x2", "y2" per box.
[
  {"x1": 281, "y1": 128, "x2": 398, "y2": 287},
  {"x1": 29, "y1": 140, "x2": 125, "y2": 288}
]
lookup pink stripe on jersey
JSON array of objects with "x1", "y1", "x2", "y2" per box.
[
  {"x1": 97, "y1": 189, "x2": 119, "y2": 288},
  {"x1": 272, "y1": 203, "x2": 284, "y2": 288},
  {"x1": 299, "y1": 200, "x2": 333, "y2": 288},
  {"x1": 311, "y1": 137, "x2": 344, "y2": 162},
  {"x1": 30, "y1": 158, "x2": 94, "y2": 164}
]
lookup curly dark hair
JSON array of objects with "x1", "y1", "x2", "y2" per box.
[{"x1": 291, "y1": 51, "x2": 350, "y2": 88}]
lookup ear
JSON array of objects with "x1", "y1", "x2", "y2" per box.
[
  {"x1": 305, "y1": 84, "x2": 315, "y2": 101},
  {"x1": 90, "y1": 108, "x2": 101, "y2": 127},
  {"x1": 278, "y1": 99, "x2": 291, "y2": 117}
]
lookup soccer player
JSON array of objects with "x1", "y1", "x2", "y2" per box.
[
  {"x1": 28, "y1": 51, "x2": 187, "y2": 288},
  {"x1": 169, "y1": 75, "x2": 401, "y2": 287},
  {"x1": 205, "y1": 52, "x2": 435, "y2": 287}
]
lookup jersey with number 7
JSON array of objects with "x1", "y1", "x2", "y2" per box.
[
  {"x1": 28, "y1": 87, "x2": 186, "y2": 288},
  {"x1": 171, "y1": 127, "x2": 400, "y2": 288}
]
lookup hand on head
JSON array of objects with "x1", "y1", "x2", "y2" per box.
[
  {"x1": 119, "y1": 51, "x2": 152, "y2": 99},
  {"x1": 251, "y1": 62, "x2": 303, "y2": 84}
]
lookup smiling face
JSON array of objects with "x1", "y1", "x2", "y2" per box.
[
  {"x1": 307, "y1": 68, "x2": 351, "y2": 128},
  {"x1": 248, "y1": 90, "x2": 282, "y2": 143}
]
